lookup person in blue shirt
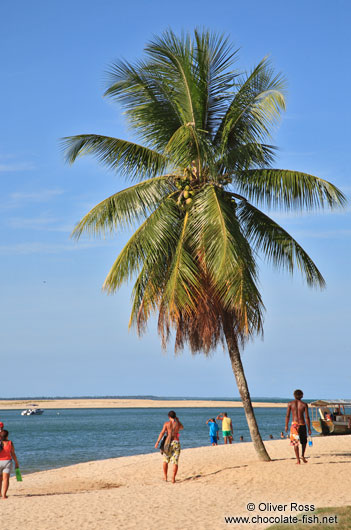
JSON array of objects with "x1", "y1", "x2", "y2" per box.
[{"x1": 206, "y1": 418, "x2": 219, "y2": 446}]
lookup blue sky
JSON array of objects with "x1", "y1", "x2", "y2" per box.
[{"x1": 1, "y1": 0, "x2": 350, "y2": 398}]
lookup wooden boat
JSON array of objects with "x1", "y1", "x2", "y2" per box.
[{"x1": 310, "y1": 400, "x2": 351, "y2": 435}]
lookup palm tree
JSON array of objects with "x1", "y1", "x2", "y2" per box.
[{"x1": 62, "y1": 30, "x2": 345, "y2": 461}]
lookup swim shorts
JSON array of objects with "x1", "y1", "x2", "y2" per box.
[
  {"x1": 290, "y1": 423, "x2": 307, "y2": 446},
  {"x1": 210, "y1": 435, "x2": 217, "y2": 444},
  {"x1": 223, "y1": 430, "x2": 232, "y2": 437},
  {"x1": 0, "y1": 460, "x2": 12, "y2": 474},
  {"x1": 298, "y1": 424, "x2": 307, "y2": 445},
  {"x1": 163, "y1": 440, "x2": 181, "y2": 465}
]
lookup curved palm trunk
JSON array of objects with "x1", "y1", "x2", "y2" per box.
[{"x1": 223, "y1": 322, "x2": 271, "y2": 462}]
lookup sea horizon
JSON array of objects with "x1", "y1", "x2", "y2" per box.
[{"x1": 0, "y1": 395, "x2": 319, "y2": 402}]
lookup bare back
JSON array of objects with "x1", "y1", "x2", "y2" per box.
[
  {"x1": 285, "y1": 398, "x2": 311, "y2": 433},
  {"x1": 289, "y1": 399, "x2": 307, "y2": 423},
  {"x1": 164, "y1": 419, "x2": 183, "y2": 441}
]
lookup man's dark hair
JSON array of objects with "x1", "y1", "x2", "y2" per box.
[
  {"x1": 0, "y1": 429, "x2": 8, "y2": 441},
  {"x1": 223, "y1": 412, "x2": 227, "y2": 417},
  {"x1": 168, "y1": 410, "x2": 176, "y2": 419},
  {"x1": 294, "y1": 389, "x2": 303, "y2": 399}
]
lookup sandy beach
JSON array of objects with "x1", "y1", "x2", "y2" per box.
[
  {"x1": 0, "y1": 398, "x2": 287, "y2": 410},
  {"x1": 2, "y1": 435, "x2": 351, "y2": 530}
]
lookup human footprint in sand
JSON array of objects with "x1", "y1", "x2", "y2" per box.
[
  {"x1": 0, "y1": 430, "x2": 19, "y2": 499},
  {"x1": 285, "y1": 389, "x2": 311, "y2": 464},
  {"x1": 155, "y1": 411, "x2": 183, "y2": 483}
]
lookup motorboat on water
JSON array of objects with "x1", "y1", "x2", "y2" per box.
[
  {"x1": 311, "y1": 400, "x2": 351, "y2": 435},
  {"x1": 21, "y1": 408, "x2": 44, "y2": 416}
]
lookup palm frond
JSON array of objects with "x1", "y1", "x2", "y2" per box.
[
  {"x1": 238, "y1": 200, "x2": 325, "y2": 287},
  {"x1": 234, "y1": 169, "x2": 347, "y2": 210},
  {"x1": 127, "y1": 206, "x2": 200, "y2": 331},
  {"x1": 217, "y1": 143, "x2": 277, "y2": 174},
  {"x1": 215, "y1": 57, "x2": 286, "y2": 153},
  {"x1": 71, "y1": 176, "x2": 176, "y2": 239},
  {"x1": 61, "y1": 134, "x2": 168, "y2": 180},
  {"x1": 164, "y1": 123, "x2": 216, "y2": 172},
  {"x1": 105, "y1": 60, "x2": 183, "y2": 151},
  {"x1": 103, "y1": 198, "x2": 181, "y2": 294},
  {"x1": 145, "y1": 30, "x2": 198, "y2": 127},
  {"x1": 193, "y1": 29, "x2": 239, "y2": 134},
  {"x1": 188, "y1": 185, "x2": 263, "y2": 333},
  {"x1": 160, "y1": 211, "x2": 200, "y2": 317}
]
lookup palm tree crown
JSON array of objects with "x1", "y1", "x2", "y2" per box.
[
  {"x1": 63, "y1": 29, "x2": 344, "y2": 352},
  {"x1": 63, "y1": 30, "x2": 345, "y2": 460}
]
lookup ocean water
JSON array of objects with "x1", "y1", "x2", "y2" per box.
[{"x1": 0, "y1": 406, "x2": 293, "y2": 474}]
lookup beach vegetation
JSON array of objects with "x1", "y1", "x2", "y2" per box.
[
  {"x1": 62, "y1": 29, "x2": 345, "y2": 462},
  {"x1": 268, "y1": 506, "x2": 351, "y2": 529}
]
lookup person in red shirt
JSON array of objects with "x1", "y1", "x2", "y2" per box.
[{"x1": 0, "y1": 430, "x2": 19, "y2": 499}]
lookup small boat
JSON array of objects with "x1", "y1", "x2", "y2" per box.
[
  {"x1": 311, "y1": 400, "x2": 351, "y2": 435},
  {"x1": 21, "y1": 408, "x2": 44, "y2": 416}
]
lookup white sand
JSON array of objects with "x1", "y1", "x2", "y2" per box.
[
  {"x1": 2, "y1": 435, "x2": 351, "y2": 529},
  {"x1": 0, "y1": 398, "x2": 287, "y2": 410}
]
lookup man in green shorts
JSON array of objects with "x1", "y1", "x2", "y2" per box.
[{"x1": 216, "y1": 412, "x2": 233, "y2": 444}]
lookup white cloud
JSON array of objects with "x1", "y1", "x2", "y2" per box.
[
  {"x1": 294, "y1": 229, "x2": 351, "y2": 239},
  {"x1": 0, "y1": 189, "x2": 65, "y2": 211},
  {"x1": 7, "y1": 216, "x2": 72, "y2": 232},
  {"x1": 0, "y1": 162, "x2": 35, "y2": 172},
  {"x1": 9, "y1": 189, "x2": 64, "y2": 202},
  {"x1": 0, "y1": 241, "x2": 112, "y2": 255},
  {"x1": 279, "y1": 151, "x2": 316, "y2": 157},
  {"x1": 266, "y1": 206, "x2": 351, "y2": 221},
  {"x1": 8, "y1": 217, "x2": 58, "y2": 229}
]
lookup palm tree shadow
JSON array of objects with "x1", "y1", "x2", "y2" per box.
[
  {"x1": 181, "y1": 464, "x2": 248, "y2": 482},
  {"x1": 14, "y1": 491, "x2": 78, "y2": 498},
  {"x1": 313, "y1": 460, "x2": 351, "y2": 465},
  {"x1": 13, "y1": 483, "x2": 122, "y2": 498}
]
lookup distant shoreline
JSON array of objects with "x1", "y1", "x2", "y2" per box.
[{"x1": 0, "y1": 398, "x2": 288, "y2": 410}]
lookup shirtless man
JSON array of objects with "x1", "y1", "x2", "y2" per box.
[
  {"x1": 155, "y1": 411, "x2": 183, "y2": 483},
  {"x1": 285, "y1": 389, "x2": 311, "y2": 464}
]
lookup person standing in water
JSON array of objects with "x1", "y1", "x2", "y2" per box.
[
  {"x1": 155, "y1": 411, "x2": 183, "y2": 483},
  {"x1": 216, "y1": 412, "x2": 233, "y2": 444},
  {"x1": 206, "y1": 418, "x2": 219, "y2": 446},
  {"x1": 285, "y1": 389, "x2": 311, "y2": 464}
]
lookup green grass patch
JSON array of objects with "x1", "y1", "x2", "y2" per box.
[{"x1": 268, "y1": 506, "x2": 351, "y2": 529}]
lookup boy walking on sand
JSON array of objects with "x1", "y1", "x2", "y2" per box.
[{"x1": 285, "y1": 389, "x2": 312, "y2": 464}]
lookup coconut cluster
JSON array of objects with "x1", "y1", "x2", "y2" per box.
[
  {"x1": 174, "y1": 174, "x2": 233, "y2": 210},
  {"x1": 175, "y1": 176, "x2": 196, "y2": 209}
]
